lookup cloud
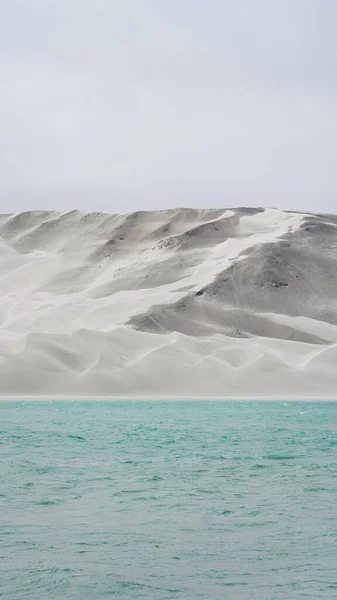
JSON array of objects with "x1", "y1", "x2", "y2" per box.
[{"x1": 0, "y1": 0, "x2": 336, "y2": 213}]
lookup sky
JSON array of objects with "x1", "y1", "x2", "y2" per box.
[{"x1": 0, "y1": 0, "x2": 336, "y2": 214}]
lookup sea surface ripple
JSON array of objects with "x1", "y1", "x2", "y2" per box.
[{"x1": 1, "y1": 400, "x2": 337, "y2": 599}]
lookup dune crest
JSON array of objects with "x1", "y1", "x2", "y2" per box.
[{"x1": 1, "y1": 207, "x2": 337, "y2": 398}]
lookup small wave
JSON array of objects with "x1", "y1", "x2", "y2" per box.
[
  {"x1": 263, "y1": 454, "x2": 300, "y2": 460},
  {"x1": 34, "y1": 499, "x2": 63, "y2": 506}
]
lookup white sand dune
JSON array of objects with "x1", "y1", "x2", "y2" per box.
[{"x1": 0, "y1": 206, "x2": 337, "y2": 398}]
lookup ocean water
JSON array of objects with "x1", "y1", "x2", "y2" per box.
[{"x1": 1, "y1": 401, "x2": 337, "y2": 600}]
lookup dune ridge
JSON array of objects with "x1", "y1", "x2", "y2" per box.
[{"x1": 1, "y1": 207, "x2": 337, "y2": 398}]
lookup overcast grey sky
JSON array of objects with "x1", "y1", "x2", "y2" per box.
[{"x1": 0, "y1": 0, "x2": 336, "y2": 214}]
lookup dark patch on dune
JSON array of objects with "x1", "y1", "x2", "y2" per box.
[
  {"x1": 128, "y1": 297, "x2": 328, "y2": 344},
  {"x1": 89, "y1": 252, "x2": 202, "y2": 298},
  {"x1": 128, "y1": 212, "x2": 337, "y2": 343}
]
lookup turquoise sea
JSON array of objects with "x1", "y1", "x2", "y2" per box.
[{"x1": 1, "y1": 400, "x2": 337, "y2": 599}]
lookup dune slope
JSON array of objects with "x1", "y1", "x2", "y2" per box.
[{"x1": 1, "y1": 207, "x2": 337, "y2": 397}]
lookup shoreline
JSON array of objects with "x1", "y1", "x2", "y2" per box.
[{"x1": 1, "y1": 396, "x2": 337, "y2": 401}]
